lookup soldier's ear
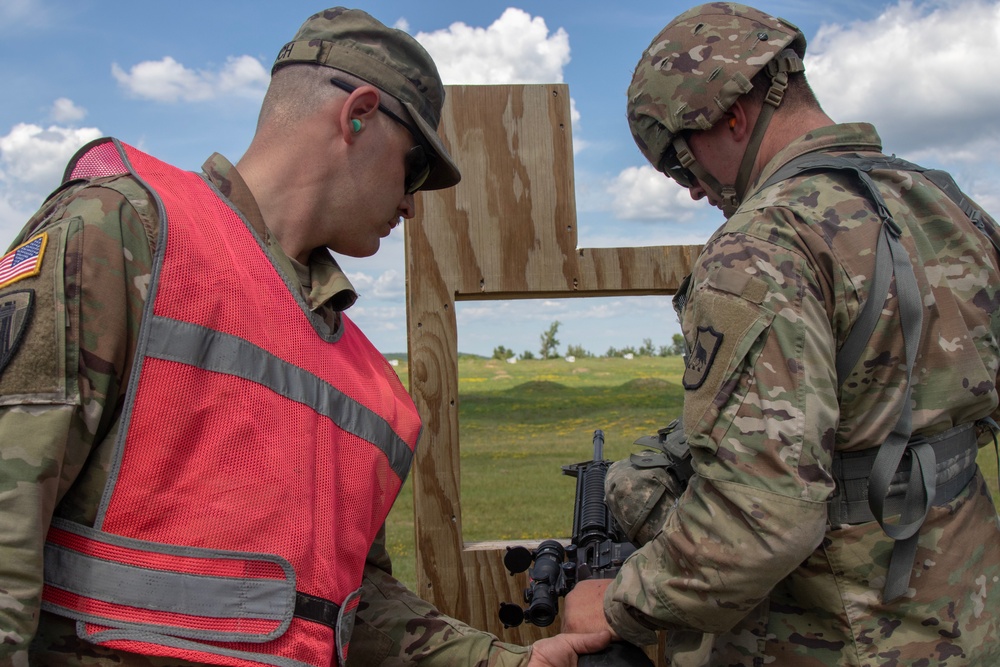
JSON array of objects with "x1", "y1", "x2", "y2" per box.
[
  {"x1": 340, "y1": 86, "x2": 380, "y2": 144},
  {"x1": 727, "y1": 101, "x2": 750, "y2": 142}
]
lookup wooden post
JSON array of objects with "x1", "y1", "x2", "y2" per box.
[{"x1": 405, "y1": 83, "x2": 699, "y2": 660}]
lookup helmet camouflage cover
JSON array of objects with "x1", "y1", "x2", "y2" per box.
[{"x1": 627, "y1": 2, "x2": 806, "y2": 173}]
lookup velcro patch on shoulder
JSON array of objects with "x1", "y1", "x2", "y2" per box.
[
  {"x1": 683, "y1": 326, "x2": 723, "y2": 390},
  {"x1": 0, "y1": 233, "x2": 48, "y2": 289},
  {"x1": 0, "y1": 289, "x2": 35, "y2": 375}
]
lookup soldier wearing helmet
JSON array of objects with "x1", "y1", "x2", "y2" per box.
[
  {"x1": 627, "y1": 2, "x2": 809, "y2": 218},
  {"x1": 563, "y1": 3, "x2": 1000, "y2": 665}
]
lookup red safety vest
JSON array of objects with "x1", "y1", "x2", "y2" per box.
[{"x1": 41, "y1": 138, "x2": 422, "y2": 667}]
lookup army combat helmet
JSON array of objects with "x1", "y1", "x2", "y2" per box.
[{"x1": 627, "y1": 3, "x2": 806, "y2": 217}]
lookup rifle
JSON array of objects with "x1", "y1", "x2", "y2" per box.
[{"x1": 498, "y1": 430, "x2": 655, "y2": 666}]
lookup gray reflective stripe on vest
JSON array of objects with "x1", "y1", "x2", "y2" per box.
[
  {"x1": 78, "y1": 628, "x2": 312, "y2": 667},
  {"x1": 42, "y1": 517, "x2": 295, "y2": 644},
  {"x1": 145, "y1": 315, "x2": 413, "y2": 482},
  {"x1": 758, "y1": 153, "x2": 989, "y2": 602}
]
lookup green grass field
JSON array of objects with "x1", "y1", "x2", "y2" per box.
[{"x1": 384, "y1": 355, "x2": 1000, "y2": 590}]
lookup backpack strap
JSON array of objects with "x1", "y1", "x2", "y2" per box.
[{"x1": 757, "y1": 153, "x2": 990, "y2": 602}]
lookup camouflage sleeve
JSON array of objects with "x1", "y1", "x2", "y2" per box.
[
  {"x1": 0, "y1": 180, "x2": 154, "y2": 661},
  {"x1": 605, "y1": 213, "x2": 834, "y2": 644},
  {"x1": 347, "y1": 527, "x2": 531, "y2": 666}
]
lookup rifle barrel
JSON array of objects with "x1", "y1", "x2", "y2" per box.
[{"x1": 592, "y1": 429, "x2": 604, "y2": 461}]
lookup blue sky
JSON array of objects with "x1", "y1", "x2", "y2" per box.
[{"x1": 3, "y1": 0, "x2": 999, "y2": 356}]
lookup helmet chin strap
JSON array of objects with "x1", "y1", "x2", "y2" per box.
[
  {"x1": 673, "y1": 137, "x2": 740, "y2": 216},
  {"x1": 674, "y1": 49, "x2": 805, "y2": 219}
]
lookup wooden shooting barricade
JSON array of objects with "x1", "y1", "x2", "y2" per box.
[{"x1": 405, "y1": 83, "x2": 699, "y2": 664}]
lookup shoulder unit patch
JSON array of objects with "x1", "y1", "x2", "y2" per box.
[
  {"x1": 683, "y1": 326, "x2": 723, "y2": 390},
  {"x1": 0, "y1": 289, "x2": 35, "y2": 375},
  {"x1": 0, "y1": 233, "x2": 47, "y2": 290}
]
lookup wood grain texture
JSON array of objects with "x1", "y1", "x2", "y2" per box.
[{"x1": 405, "y1": 84, "x2": 697, "y2": 662}]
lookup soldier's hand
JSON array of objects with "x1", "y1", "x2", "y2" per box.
[
  {"x1": 527, "y1": 631, "x2": 612, "y2": 666},
  {"x1": 562, "y1": 579, "x2": 618, "y2": 639}
]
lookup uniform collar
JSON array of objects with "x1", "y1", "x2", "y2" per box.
[
  {"x1": 749, "y1": 122, "x2": 884, "y2": 198},
  {"x1": 291, "y1": 248, "x2": 358, "y2": 312}
]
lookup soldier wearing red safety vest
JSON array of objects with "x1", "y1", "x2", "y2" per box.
[
  {"x1": 39, "y1": 137, "x2": 423, "y2": 667},
  {"x1": 0, "y1": 7, "x2": 610, "y2": 667}
]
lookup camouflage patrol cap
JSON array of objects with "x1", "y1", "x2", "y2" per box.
[
  {"x1": 627, "y1": 2, "x2": 806, "y2": 172},
  {"x1": 273, "y1": 7, "x2": 461, "y2": 191}
]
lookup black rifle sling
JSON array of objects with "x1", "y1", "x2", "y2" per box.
[{"x1": 757, "y1": 153, "x2": 988, "y2": 602}]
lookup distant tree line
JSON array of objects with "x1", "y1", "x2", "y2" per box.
[{"x1": 491, "y1": 321, "x2": 685, "y2": 361}]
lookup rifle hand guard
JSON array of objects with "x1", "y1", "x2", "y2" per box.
[
  {"x1": 499, "y1": 430, "x2": 636, "y2": 627},
  {"x1": 498, "y1": 430, "x2": 654, "y2": 666}
]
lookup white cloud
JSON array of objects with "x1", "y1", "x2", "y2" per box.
[
  {"x1": 343, "y1": 302, "x2": 406, "y2": 342},
  {"x1": 0, "y1": 196, "x2": 26, "y2": 247},
  {"x1": 393, "y1": 18, "x2": 410, "y2": 32},
  {"x1": 607, "y1": 165, "x2": 703, "y2": 222},
  {"x1": 50, "y1": 98, "x2": 87, "y2": 124},
  {"x1": 0, "y1": 124, "x2": 101, "y2": 189},
  {"x1": 0, "y1": 0, "x2": 41, "y2": 26},
  {"x1": 807, "y1": 0, "x2": 1000, "y2": 155},
  {"x1": 112, "y1": 55, "x2": 268, "y2": 103},
  {"x1": 605, "y1": 0, "x2": 1000, "y2": 231},
  {"x1": 569, "y1": 98, "x2": 588, "y2": 154},
  {"x1": 416, "y1": 9, "x2": 581, "y2": 151},
  {"x1": 416, "y1": 8, "x2": 570, "y2": 85},
  {"x1": 346, "y1": 269, "x2": 405, "y2": 300},
  {"x1": 0, "y1": 123, "x2": 102, "y2": 243},
  {"x1": 977, "y1": 191, "x2": 1000, "y2": 218}
]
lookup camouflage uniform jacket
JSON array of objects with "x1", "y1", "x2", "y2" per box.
[
  {"x1": 0, "y1": 151, "x2": 531, "y2": 667},
  {"x1": 605, "y1": 123, "x2": 1000, "y2": 665}
]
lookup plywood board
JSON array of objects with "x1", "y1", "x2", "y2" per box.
[{"x1": 405, "y1": 83, "x2": 698, "y2": 660}]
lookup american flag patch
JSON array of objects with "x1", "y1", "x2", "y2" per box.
[{"x1": 0, "y1": 234, "x2": 47, "y2": 289}]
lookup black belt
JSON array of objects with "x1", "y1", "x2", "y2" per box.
[
  {"x1": 294, "y1": 591, "x2": 341, "y2": 629},
  {"x1": 829, "y1": 421, "x2": 979, "y2": 527}
]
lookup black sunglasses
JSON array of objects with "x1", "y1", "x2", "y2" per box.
[
  {"x1": 657, "y1": 139, "x2": 696, "y2": 189},
  {"x1": 330, "y1": 78, "x2": 432, "y2": 194},
  {"x1": 657, "y1": 132, "x2": 698, "y2": 188}
]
